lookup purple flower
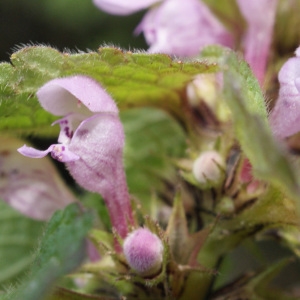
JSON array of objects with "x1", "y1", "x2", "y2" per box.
[
  {"x1": 269, "y1": 47, "x2": 300, "y2": 138},
  {"x1": 135, "y1": 0, "x2": 233, "y2": 57},
  {"x1": 123, "y1": 228, "x2": 163, "y2": 276},
  {"x1": 237, "y1": 0, "x2": 278, "y2": 85},
  {"x1": 92, "y1": 0, "x2": 161, "y2": 15},
  {"x1": 18, "y1": 75, "x2": 133, "y2": 238},
  {"x1": 0, "y1": 136, "x2": 76, "y2": 220}
]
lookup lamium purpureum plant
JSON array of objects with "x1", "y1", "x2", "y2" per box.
[{"x1": 1, "y1": 1, "x2": 300, "y2": 300}]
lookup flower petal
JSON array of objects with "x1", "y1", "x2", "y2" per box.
[
  {"x1": 237, "y1": 0, "x2": 278, "y2": 85},
  {"x1": 18, "y1": 144, "x2": 80, "y2": 162},
  {"x1": 37, "y1": 75, "x2": 118, "y2": 116},
  {"x1": 53, "y1": 114, "x2": 86, "y2": 144},
  {"x1": 18, "y1": 144, "x2": 53, "y2": 158},
  {"x1": 270, "y1": 48, "x2": 300, "y2": 138},
  {"x1": 1, "y1": 137, "x2": 76, "y2": 220},
  {"x1": 92, "y1": 0, "x2": 161, "y2": 15},
  {"x1": 136, "y1": 0, "x2": 233, "y2": 57}
]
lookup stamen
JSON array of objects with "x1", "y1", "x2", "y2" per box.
[{"x1": 51, "y1": 145, "x2": 65, "y2": 162}]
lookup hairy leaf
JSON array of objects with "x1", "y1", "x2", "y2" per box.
[
  {"x1": 3, "y1": 203, "x2": 93, "y2": 300},
  {"x1": 122, "y1": 107, "x2": 186, "y2": 204},
  {"x1": 0, "y1": 46, "x2": 217, "y2": 135},
  {"x1": 0, "y1": 202, "x2": 43, "y2": 288}
]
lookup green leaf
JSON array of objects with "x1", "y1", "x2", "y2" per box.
[
  {"x1": 0, "y1": 46, "x2": 217, "y2": 135},
  {"x1": 201, "y1": 45, "x2": 268, "y2": 122},
  {"x1": 0, "y1": 201, "x2": 44, "y2": 288},
  {"x1": 4, "y1": 203, "x2": 93, "y2": 300},
  {"x1": 122, "y1": 107, "x2": 186, "y2": 204}
]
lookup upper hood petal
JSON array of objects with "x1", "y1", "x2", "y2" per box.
[
  {"x1": 93, "y1": 0, "x2": 161, "y2": 15},
  {"x1": 37, "y1": 75, "x2": 118, "y2": 116}
]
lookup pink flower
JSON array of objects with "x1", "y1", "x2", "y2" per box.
[
  {"x1": 237, "y1": 0, "x2": 278, "y2": 85},
  {"x1": 93, "y1": 0, "x2": 233, "y2": 57},
  {"x1": 0, "y1": 136, "x2": 76, "y2": 220},
  {"x1": 93, "y1": 0, "x2": 161, "y2": 15},
  {"x1": 270, "y1": 47, "x2": 300, "y2": 138},
  {"x1": 18, "y1": 75, "x2": 133, "y2": 238},
  {"x1": 135, "y1": 0, "x2": 233, "y2": 57}
]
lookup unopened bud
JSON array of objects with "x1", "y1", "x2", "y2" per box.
[
  {"x1": 192, "y1": 150, "x2": 225, "y2": 184},
  {"x1": 123, "y1": 228, "x2": 163, "y2": 277},
  {"x1": 216, "y1": 197, "x2": 235, "y2": 215},
  {"x1": 186, "y1": 74, "x2": 219, "y2": 109}
]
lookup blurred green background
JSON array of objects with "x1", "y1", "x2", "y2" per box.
[{"x1": 0, "y1": 0, "x2": 148, "y2": 62}]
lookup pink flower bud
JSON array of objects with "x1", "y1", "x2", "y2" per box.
[
  {"x1": 123, "y1": 228, "x2": 163, "y2": 277},
  {"x1": 186, "y1": 74, "x2": 219, "y2": 109},
  {"x1": 192, "y1": 150, "x2": 225, "y2": 184}
]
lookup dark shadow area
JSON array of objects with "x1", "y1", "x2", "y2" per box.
[{"x1": 0, "y1": 0, "x2": 148, "y2": 61}]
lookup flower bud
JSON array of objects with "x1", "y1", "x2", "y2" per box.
[
  {"x1": 186, "y1": 74, "x2": 219, "y2": 109},
  {"x1": 192, "y1": 150, "x2": 225, "y2": 184},
  {"x1": 123, "y1": 228, "x2": 163, "y2": 277}
]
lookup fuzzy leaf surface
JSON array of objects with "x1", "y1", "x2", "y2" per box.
[
  {"x1": 0, "y1": 46, "x2": 217, "y2": 135},
  {"x1": 0, "y1": 202, "x2": 44, "y2": 288},
  {"x1": 122, "y1": 107, "x2": 186, "y2": 204},
  {"x1": 3, "y1": 203, "x2": 93, "y2": 300}
]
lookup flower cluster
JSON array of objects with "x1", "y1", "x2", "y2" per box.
[{"x1": 2, "y1": 1, "x2": 300, "y2": 299}]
